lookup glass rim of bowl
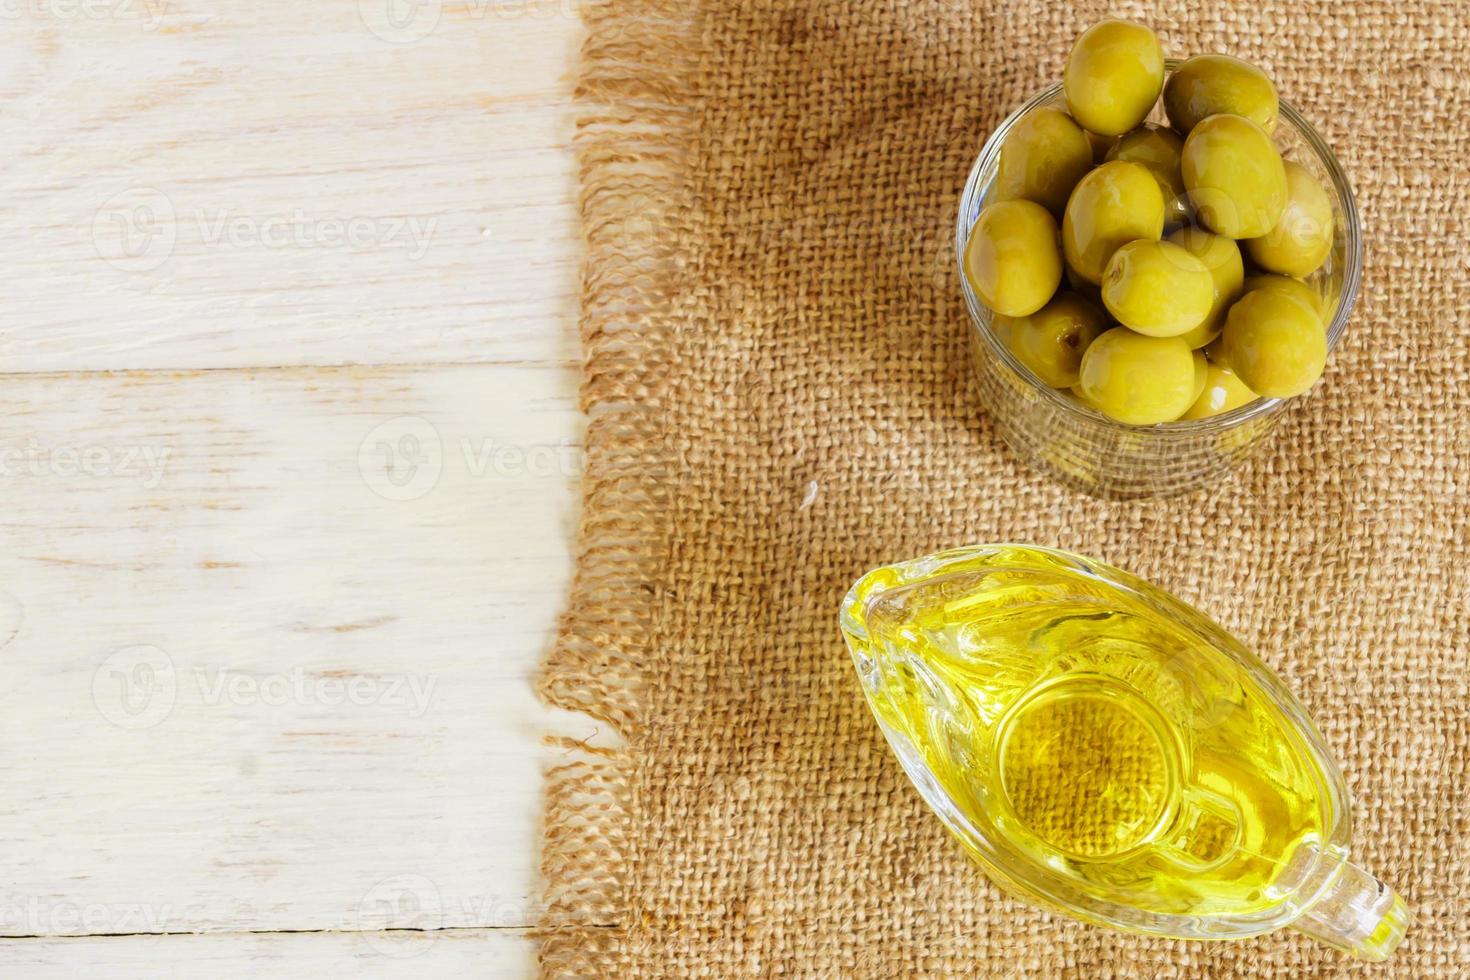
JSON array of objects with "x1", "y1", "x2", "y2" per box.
[{"x1": 955, "y1": 61, "x2": 1363, "y2": 432}]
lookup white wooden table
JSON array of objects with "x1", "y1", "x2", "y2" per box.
[{"x1": 0, "y1": 2, "x2": 588, "y2": 974}]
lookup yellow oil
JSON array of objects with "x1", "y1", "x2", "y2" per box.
[{"x1": 847, "y1": 547, "x2": 1343, "y2": 924}]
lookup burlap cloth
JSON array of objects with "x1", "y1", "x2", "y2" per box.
[{"x1": 539, "y1": 1, "x2": 1470, "y2": 975}]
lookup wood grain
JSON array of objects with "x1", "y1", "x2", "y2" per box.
[
  {"x1": 0, "y1": 1, "x2": 589, "y2": 973},
  {"x1": 0, "y1": 929, "x2": 534, "y2": 978},
  {"x1": 0, "y1": 0, "x2": 584, "y2": 371},
  {"x1": 0, "y1": 364, "x2": 591, "y2": 935}
]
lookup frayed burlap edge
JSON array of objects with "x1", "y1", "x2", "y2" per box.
[{"x1": 534, "y1": 1, "x2": 695, "y2": 975}]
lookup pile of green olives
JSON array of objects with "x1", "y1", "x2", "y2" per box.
[{"x1": 963, "y1": 19, "x2": 1337, "y2": 425}]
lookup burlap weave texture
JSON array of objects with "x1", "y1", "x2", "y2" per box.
[{"x1": 541, "y1": 1, "x2": 1470, "y2": 976}]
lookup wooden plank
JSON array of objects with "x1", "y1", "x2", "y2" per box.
[
  {"x1": 0, "y1": 362, "x2": 595, "y2": 934},
  {"x1": 0, "y1": 0, "x2": 585, "y2": 371},
  {"x1": 0, "y1": 929, "x2": 535, "y2": 978}
]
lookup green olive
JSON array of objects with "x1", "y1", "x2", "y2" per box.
[
  {"x1": 1190, "y1": 350, "x2": 1209, "y2": 404},
  {"x1": 1086, "y1": 129, "x2": 1117, "y2": 164},
  {"x1": 1004, "y1": 292, "x2": 1107, "y2": 388},
  {"x1": 1164, "y1": 54, "x2": 1278, "y2": 135},
  {"x1": 1243, "y1": 273, "x2": 1325, "y2": 320},
  {"x1": 1106, "y1": 124, "x2": 1190, "y2": 226},
  {"x1": 997, "y1": 108, "x2": 1094, "y2": 214},
  {"x1": 1181, "y1": 114, "x2": 1287, "y2": 238},
  {"x1": 1166, "y1": 227, "x2": 1244, "y2": 348},
  {"x1": 1062, "y1": 160, "x2": 1164, "y2": 285},
  {"x1": 1064, "y1": 20, "x2": 1165, "y2": 137},
  {"x1": 1180, "y1": 361, "x2": 1258, "y2": 420},
  {"x1": 1203, "y1": 333, "x2": 1230, "y2": 368},
  {"x1": 1245, "y1": 160, "x2": 1335, "y2": 277},
  {"x1": 1219, "y1": 287, "x2": 1327, "y2": 397},
  {"x1": 1101, "y1": 240, "x2": 1214, "y2": 337},
  {"x1": 963, "y1": 199, "x2": 1063, "y2": 317},
  {"x1": 1077, "y1": 327, "x2": 1197, "y2": 424},
  {"x1": 990, "y1": 314, "x2": 1018, "y2": 349},
  {"x1": 1064, "y1": 261, "x2": 1103, "y2": 305}
]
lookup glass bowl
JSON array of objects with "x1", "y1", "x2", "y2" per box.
[{"x1": 956, "y1": 62, "x2": 1361, "y2": 499}]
